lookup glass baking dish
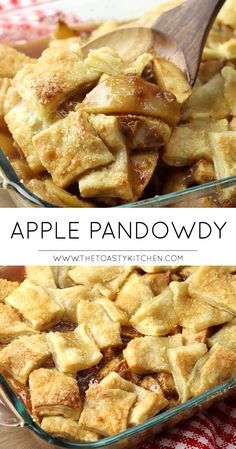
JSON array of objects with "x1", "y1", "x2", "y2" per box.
[
  {"x1": 0, "y1": 372, "x2": 236, "y2": 448},
  {"x1": 1, "y1": 150, "x2": 236, "y2": 208},
  {"x1": 0, "y1": 0, "x2": 235, "y2": 208}
]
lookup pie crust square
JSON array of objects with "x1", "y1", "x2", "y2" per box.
[
  {"x1": 0, "y1": 278, "x2": 19, "y2": 303},
  {"x1": 41, "y1": 416, "x2": 99, "y2": 442},
  {"x1": 68, "y1": 266, "x2": 132, "y2": 300},
  {"x1": 187, "y1": 267, "x2": 236, "y2": 315},
  {"x1": 167, "y1": 343, "x2": 208, "y2": 402},
  {"x1": 5, "y1": 279, "x2": 64, "y2": 330},
  {"x1": 79, "y1": 384, "x2": 136, "y2": 436},
  {"x1": 79, "y1": 114, "x2": 133, "y2": 202},
  {"x1": 189, "y1": 343, "x2": 236, "y2": 396},
  {"x1": 29, "y1": 368, "x2": 81, "y2": 419},
  {"x1": 46, "y1": 323, "x2": 103, "y2": 373},
  {"x1": 13, "y1": 45, "x2": 100, "y2": 118},
  {"x1": 0, "y1": 334, "x2": 50, "y2": 384},
  {"x1": 0, "y1": 303, "x2": 37, "y2": 342},
  {"x1": 115, "y1": 271, "x2": 154, "y2": 317},
  {"x1": 123, "y1": 334, "x2": 183, "y2": 374},
  {"x1": 76, "y1": 300, "x2": 122, "y2": 349},
  {"x1": 32, "y1": 110, "x2": 114, "y2": 188},
  {"x1": 130, "y1": 287, "x2": 179, "y2": 336},
  {"x1": 100, "y1": 372, "x2": 168, "y2": 426}
]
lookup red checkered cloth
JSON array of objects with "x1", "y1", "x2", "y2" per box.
[
  {"x1": 0, "y1": 0, "x2": 235, "y2": 447},
  {"x1": 0, "y1": 0, "x2": 78, "y2": 42}
]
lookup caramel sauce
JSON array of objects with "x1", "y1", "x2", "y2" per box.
[
  {"x1": 121, "y1": 326, "x2": 143, "y2": 344},
  {"x1": 77, "y1": 364, "x2": 102, "y2": 397},
  {"x1": 0, "y1": 369, "x2": 32, "y2": 412},
  {"x1": 0, "y1": 266, "x2": 25, "y2": 282},
  {"x1": 51, "y1": 322, "x2": 77, "y2": 333}
]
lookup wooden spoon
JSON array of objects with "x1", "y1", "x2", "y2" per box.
[{"x1": 82, "y1": 0, "x2": 227, "y2": 85}]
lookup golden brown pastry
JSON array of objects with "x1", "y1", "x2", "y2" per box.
[{"x1": 29, "y1": 368, "x2": 82, "y2": 419}]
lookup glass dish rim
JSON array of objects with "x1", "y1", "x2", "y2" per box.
[
  {"x1": 0, "y1": 371, "x2": 236, "y2": 448},
  {"x1": 1, "y1": 149, "x2": 236, "y2": 208}
]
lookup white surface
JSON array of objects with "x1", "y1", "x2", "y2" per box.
[
  {"x1": 56, "y1": 0, "x2": 168, "y2": 20},
  {"x1": 0, "y1": 208, "x2": 233, "y2": 266}
]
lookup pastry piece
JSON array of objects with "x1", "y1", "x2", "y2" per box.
[
  {"x1": 52, "y1": 286, "x2": 95, "y2": 323},
  {"x1": 79, "y1": 384, "x2": 136, "y2": 436},
  {"x1": 123, "y1": 334, "x2": 183, "y2": 374},
  {"x1": 94, "y1": 297, "x2": 128, "y2": 325},
  {"x1": 167, "y1": 343, "x2": 208, "y2": 402},
  {"x1": 130, "y1": 150, "x2": 159, "y2": 201},
  {"x1": 5, "y1": 279, "x2": 64, "y2": 330},
  {"x1": 162, "y1": 119, "x2": 228, "y2": 167},
  {"x1": 115, "y1": 272, "x2": 154, "y2": 317},
  {"x1": 152, "y1": 57, "x2": 192, "y2": 103},
  {"x1": 217, "y1": 0, "x2": 236, "y2": 26},
  {"x1": 203, "y1": 39, "x2": 236, "y2": 60},
  {"x1": 85, "y1": 47, "x2": 151, "y2": 77},
  {"x1": 143, "y1": 271, "x2": 171, "y2": 296},
  {"x1": 0, "y1": 77, "x2": 11, "y2": 128},
  {"x1": 83, "y1": 74, "x2": 180, "y2": 126},
  {"x1": 187, "y1": 267, "x2": 236, "y2": 315},
  {"x1": 26, "y1": 178, "x2": 94, "y2": 208},
  {"x1": 13, "y1": 45, "x2": 100, "y2": 119},
  {"x1": 29, "y1": 368, "x2": 81, "y2": 419},
  {"x1": 0, "y1": 278, "x2": 19, "y2": 302},
  {"x1": 189, "y1": 343, "x2": 236, "y2": 397},
  {"x1": 79, "y1": 114, "x2": 133, "y2": 201},
  {"x1": 208, "y1": 321, "x2": 236, "y2": 353},
  {"x1": 0, "y1": 303, "x2": 37, "y2": 341},
  {"x1": 130, "y1": 287, "x2": 179, "y2": 336},
  {"x1": 0, "y1": 43, "x2": 34, "y2": 78},
  {"x1": 5, "y1": 102, "x2": 45, "y2": 173},
  {"x1": 68, "y1": 266, "x2": 132, "y2": 300},
  {"x1": 139, "y1": 266, "x2": 178, "y2": 273},
  {"x1": 182, "y1": 328, "x2": 210, "y2": 345},
  {"x1": 209, "y1": 131, "x2": 236, "y2": 180},
  {"x1": 182, "y1": 74, "x2": 229, "y2": 121},
  {"x1": 117, "y1": 115, "x2": 171, "y2": 150},
  {"x1": 222, "y1": 67, "x2": 236, "y2": 109},
  {"x1": 41, "y1": 416, "x2": 99, "y2": 442},
  {"x1": 26, "y1": 266, "x2": 57, "y2": 288},
  {"x1": 33, "y1": 110, "x2": 114, "y2": 188},
  {"x1": 0, "y1": 334, "x2": 50, "y2": 384},
  {"x1": 171, "y1": 281, "x2": 233, "y2": 331},
  {"x1": 46, "y1": 323, "x2": 103, "y2": 373},
  {"x1": 100, "y1": 372, "x2": 168, "y2": 426},
  {"x1": 3, "y1": 86, "x2": 20, "y2": 115},
  {"x1": 76, "y1": 300, "x2": 122, "y2": 349}
]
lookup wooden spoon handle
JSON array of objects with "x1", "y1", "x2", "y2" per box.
[{"x1": 152, "y1": 0, "x2": 227, "y2": 84}]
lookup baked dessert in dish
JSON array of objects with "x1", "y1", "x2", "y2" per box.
[
  {"x1": 0, "y1": 265, "x2": 236, "y2": 442},
  {"x1": 0, "y1": 0, "x2": 236, "y2": 207}
]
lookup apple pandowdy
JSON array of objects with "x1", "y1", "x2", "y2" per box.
[
  {"x1": 0, "y1": 265, "x2": 236, "y2": 441},
  {"x1": 1, "y1": 0, "x2": 236, "y2": 206}
]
